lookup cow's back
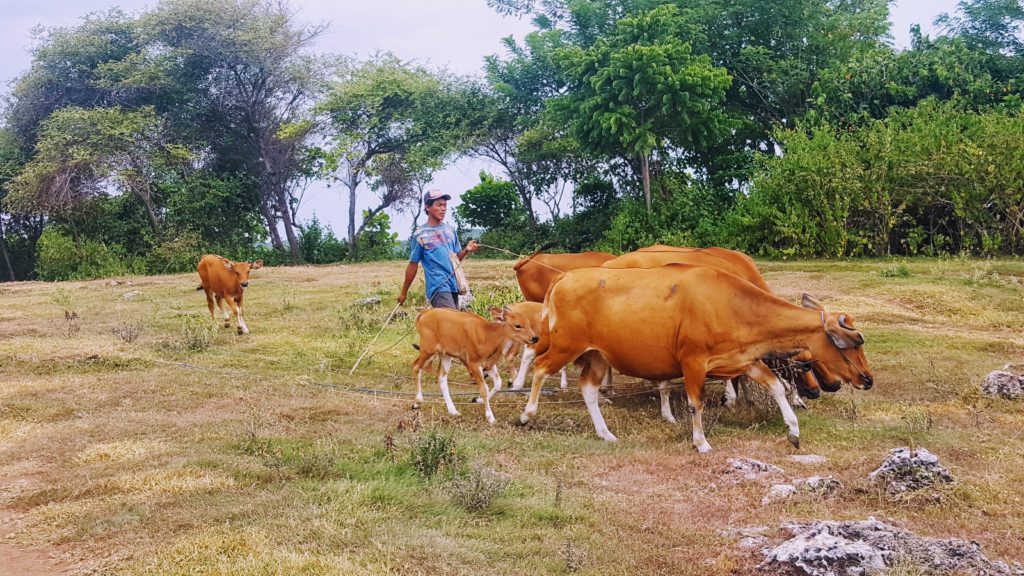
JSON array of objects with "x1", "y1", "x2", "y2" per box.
[
  {"x1": 637, "y1": 244, "x2": 770, "y2": 292},
  {"x1": 514, "y1": 251, "x2": 615, "y2": 302},
  {"x1": 603, "y1": 250, "x2": 745, "y2": 279},
  {"x1": 197, "y1": 254, "x2": 230, "y2": 295}
]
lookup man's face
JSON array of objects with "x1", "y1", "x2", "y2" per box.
[{"x1": 426, "y1": 198, "x2": 447, "y2": 221}]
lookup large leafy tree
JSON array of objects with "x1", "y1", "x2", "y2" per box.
[
  {"x1": 7, "y1": 106, "x2": 179, "y2": 236},
  {"x1": 318, "y1": 55, "x2": 461, "y2": 258},
  {"x1": 140, "y1": 0, "x2": 329, "y2": 261},
  {"x1": 550, "y1": 5, "x2": 731, "y2": 211}
]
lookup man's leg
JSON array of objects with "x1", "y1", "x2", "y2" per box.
[{"x1": 430, "y1": 291, "x2": 458, "y2": 310}]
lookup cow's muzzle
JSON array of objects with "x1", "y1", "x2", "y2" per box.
[
  {"x1": 861, "y1": 374, "x2": 874, "y2": 390},
  {"x1": 530, "y1": 336, "x2": 539, "y2": 344},
  {"x1": 240, "y1": 282, "x2": 249, "y2": 288},
  {"x1": 798, "y1": 384, "x2": 821, "y2": 399},
  {"x1": 819, "y1": 379, "x2": 842, "y2": 393}
]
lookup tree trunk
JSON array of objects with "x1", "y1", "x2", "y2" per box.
[
  {"x1": 137, "y1": 191, "x2": 161, "y2": 237},
  {"x1": 347, "y1": 178, "x2": 358, "y2": 260},
  {"x1": 260, "y1": 195, "x2": 284, "y2": 251},
  {"x1": 640, "y1": 153, "x2": 652, "y2": 212},
  {"x1": 275, "y1": 186, "x2": 301, "y2": 262},
  {"x1": 0, "y1": 217, "x2": 16, "y2": 281}
]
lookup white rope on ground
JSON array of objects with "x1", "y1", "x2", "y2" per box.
[{"x1": 348, "y1": 302, "x2": 402, "y2": 375}]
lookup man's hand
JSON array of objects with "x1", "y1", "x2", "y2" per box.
[
  {"x1": 397, "y1": 292, "x2": 407, "y2": 305},
  {"x1": 466, "y1": 240, "x2": 480, "y2": 253}
]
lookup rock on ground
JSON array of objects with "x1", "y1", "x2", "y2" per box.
[
  {"x1": 869, "y1": 447, "x2": 953, "y2": 495},
  {"x1": 727, "y1": 458, "x2": 784, "y2": 481},
  {"x1": 759, "y1": 519, "x2": 1023, "y2": 576},
  {"x1": 980, "y1": 370, "x2": 1024, "y2": 400}
]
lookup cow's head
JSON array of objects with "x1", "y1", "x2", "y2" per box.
[
  {"x1": 220, "y1": 258, "x2": 264, "y2": 288},
  {"x1": 489, "y1": 304, "x2": 540, "y2": 345},
  {"x1": 791, "y1": 349, "x2": 824, "y2": 398},
  {"x1": 800, "y1": 293, "x2": 874, "y2": 390}
]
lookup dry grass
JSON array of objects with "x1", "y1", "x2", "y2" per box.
[{"x1": 1, "y1": 257, "x2": 1023, "y2": 574}]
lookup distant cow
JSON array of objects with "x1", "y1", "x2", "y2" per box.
[
  {"x1": 196, "y1": 255, "x2": 263, "y2": 334},
  {"x1": 513, "y1": 243, "x2": 616, "y2": 302}
]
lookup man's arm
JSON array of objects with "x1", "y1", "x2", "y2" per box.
[
  {"x1": 457, "y1": 239, "x2": 480, "y2": 261},
  {"x1": 397, "y1": 261, "x2": 419, "y2": 304}
]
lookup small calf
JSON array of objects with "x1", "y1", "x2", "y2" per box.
[
  {"x1": 196, "y1": 255, "x2": 263, "y2": 334},
  {"x1": 412, "y1": 306, "x2": 538, "y2": 424}
]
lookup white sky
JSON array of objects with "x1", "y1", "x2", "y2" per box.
[{"x1": 0, "y1": 0, "x2": 961, "y2": 240}]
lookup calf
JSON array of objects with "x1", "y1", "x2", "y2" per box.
[
  {"x1": 196, "y1": 255, "x2": 263, "y2": 334},
  {"x1": 412, "y1": 306, "x2": 539, "y2": 424}
]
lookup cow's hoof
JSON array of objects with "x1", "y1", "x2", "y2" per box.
[
  {"x1": 472, "y1": 396, "x2": 483, "y2": 404},
  {"x1": 487, "y1": 416, "x2": 496, "y2": 425},
  {"x1": 788, "y1": 434, "x2": 801, "y2": 449},
  {"x1": 695, "y1": 442, "x2": 712, "y2": 454},
  {"x1": 516, "y1": 413, "x2": 530, "y2": 426},
  {"x1": 223, "y1": 322, "x2": 230, "y2": 328}
]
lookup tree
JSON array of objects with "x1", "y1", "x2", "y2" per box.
[
  {"x1": 318, "y1": 54, "x2": 460, "y2": 258},
  {"x1": 550, "y1": 5, "x2": 732, "y2": 211},
  {"x1": 457, "y1": 172, "x2": 525, "y2": 230},
  {"x1": 7, "y1": 106, "x2": 178, "y2": 237},
  {"x1": 141, "y1": 0, "x2": 329, "y2": 261}
]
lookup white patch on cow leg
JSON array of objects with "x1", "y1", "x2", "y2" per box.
[
  {"x1": 486, "y1": 366, "x2": 502, "y2": 400},
  {"x1": 560, "y1": 368, "x2": 568, "y2": 389},
  {"x1": 512, "y1": 347, "x2": 535, "y2": 390},
  {"x1": 438, "y1": 356, "x2": 459, "y2": 416},
  {"x1": 519, "y1": 370, "x2": 546, "y2": 424},
  {"x1": 237, "y1": 310, "x2": 249, "y2": 334},
  {"x1": 657, "y1": 381, "x2": 677, "y2": 423},
  {"x1": 479, "y1": 366, "x2": 496, "y2": 424},
  {"x1": 723, "y1": 379, "x2": 738, "y2": 407},
  {"x1": 768, "y1": 376, "x2": 801, "y2": 448},
  {"x1": 688, "y1": 402, "x2": 711, "y2": 453},
  {"x1": 414, "y1": 365, "x2": 424, "y2": 407},
  {"x1": 582, "y1": 383, "x2": 617, "y2": 442}
]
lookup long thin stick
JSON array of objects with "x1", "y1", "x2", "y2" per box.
[{"x1": 349, "y1": 302, "x2": 403, "y2": 375}]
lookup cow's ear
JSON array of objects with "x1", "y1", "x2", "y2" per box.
[
  {"x1": 488, "y1": 305, "x2": 504, "y2": 321},
  {"x1": 220, "y1": 257, "x2": 234, "y2": 271},
  {"x1": 801, "y1": 293, "x2": 824, "y2": 311},
  {"x1": 251, "y1": 259, "x2": 263, "y2": 270}
]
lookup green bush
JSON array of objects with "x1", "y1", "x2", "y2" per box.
[
  {"x1": 299, "y1": 215, "x2": 346, "y2": 264},
  {"x1": 410, "y1": 428, "x2": 459, "y2": 479},
  {"x1": 35, "y1": 228, "x2": 134, "y2": 281},
  {"x1": 145, "y1": 232, "x2": 206, "y2": 274},
  {"x1": 447, "y1": 464, "x2": 511, "y2": 511}
]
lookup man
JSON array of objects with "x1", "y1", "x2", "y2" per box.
[{"x1": 398, "y1": 189, "x2": 479, "y2": 309}]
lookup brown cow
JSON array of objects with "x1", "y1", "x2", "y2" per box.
[
  {"x1": 196, "y1": 255, "x2": 263, "y2": 335},
  {"x1": 412, "y1": 306, "x2": 539, "y2": 424},
  {"x1": 511, "y1": 244, "x2": 615, "y2": 387},
  {"x1": 513, "y1": 243, "x2": 616, "y2": 302},
  {"x1": 519, "y1": 264, "x2": 873, "y2": 452},
  {"x1": 602, "y1": 248, "x2": 829, "y2": 419}
]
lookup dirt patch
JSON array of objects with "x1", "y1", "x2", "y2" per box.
[{"x1": 0, "y1": 510, "x2": 71, "y2": 575}]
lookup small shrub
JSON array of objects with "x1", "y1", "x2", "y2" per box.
[
  {"x1": 465, "y1": 283, "x2": 522, "y2": 317},
  {"x1": 880, "y1": 263, "x2": 911, "y2": 278},
  {"x1": 180, "y1": 315, "x2": 216, "y2": 351},
  {"x1": 112, "y1": 321, "x2": 144, "y2": 343},
  {"x1": 447, "y1": 464, "x2": 510, "y2": 511},
  {"x1": 559, "y1": 537, "x2": 588, "y2": 572},
  {"x1": 411, "y1": 428, "x2": 459, "y2": 478}
]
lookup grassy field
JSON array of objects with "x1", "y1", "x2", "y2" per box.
[{"x1": 1, "y1": 256, "x2": 1023, "y2": 575}]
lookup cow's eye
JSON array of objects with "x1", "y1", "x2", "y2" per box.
[{"x1": 514, "y1": 324, "x2": 522, "y2": 329}]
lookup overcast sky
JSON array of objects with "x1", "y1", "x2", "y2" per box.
[{"x1": 0, "y1": 0, "x2": 961, "y2": 240}]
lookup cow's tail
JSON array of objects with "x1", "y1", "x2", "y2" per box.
[
  {"x1": 412, "y1": 343, "x2": 420, "y2": 350},
  {"x1": 195, "y1": 285, "x2": 204, "y2": 291},
  {"x1": 512, "y1": 241, "x2": 559, "y2": 271}
]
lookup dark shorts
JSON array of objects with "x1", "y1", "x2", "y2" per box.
[{"x1": 430, "y1": 291, "x2": 459, "y2": 309}]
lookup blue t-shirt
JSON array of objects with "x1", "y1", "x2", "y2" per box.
[{"x1": 409, "y1": 223, "x2": 462, "y2": 299}]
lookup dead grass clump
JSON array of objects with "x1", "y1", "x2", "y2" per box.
[
  {"x1": 447, "y1": 463, "x2": 511, "y2": 511},
  {"x1": 112, "y1": 321, "x2": 144, "y2": 343}
]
